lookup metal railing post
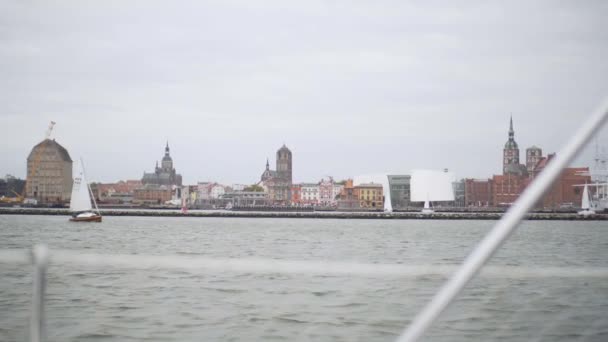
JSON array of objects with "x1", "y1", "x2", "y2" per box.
[{"x1": 30, "y1": 245, "x2": 49, "y2": 342}]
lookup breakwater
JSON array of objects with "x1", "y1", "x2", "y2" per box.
[{"x1": 0, "y1": 207, "x2": 606, "y2": 220}]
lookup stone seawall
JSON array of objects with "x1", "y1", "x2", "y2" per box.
[{"x1": 0, "y1": 208, "x2": 606, "y2": 220}]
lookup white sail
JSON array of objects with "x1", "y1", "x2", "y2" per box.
[
  {"x1": 581, "y1": 184, "x2": 590, "y2": 210},
  {"x1": 70, "y1": 161, "x2": 93, "y2": 212},
  {"x1": 421, "y1": 193, "x2": 434, "y2": 214}
]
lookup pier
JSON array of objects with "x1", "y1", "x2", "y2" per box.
[{"x1": 1, "y1": 207, "x2": 606, "y2": 220}]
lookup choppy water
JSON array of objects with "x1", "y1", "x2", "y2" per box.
[{"x1": 0, "y1": 215, "x2": 607, "y2": 341}]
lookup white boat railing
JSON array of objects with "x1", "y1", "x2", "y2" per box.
[{"x1": 0, "y1": 98, "x2": 607, "y2": 342}]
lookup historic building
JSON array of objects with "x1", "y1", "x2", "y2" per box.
[
  {"x1": 464, "y1": 178, "x2": 494, "y2": 207},
  {"x1": 26, "y1": 139, "x2": 73, "y2": 204},
  {"x1": 503, "y1": 117, "x2": 528, "y2": 176},
  {"x1": 260, "y1": 144, "x2": 293, "y2": 204},
  {"x1": 142, "y1": 142, "x2": 182, "y2": 187},
  {"x1": 291, "y1": 184, "x2": 302, "y2": 204},
  {"x1": 337, "y1": 179, "x2": 359, "y2": 209},
  {"x1": 222, "y1": 191, "x2": 269, "y2": 207},
  {"x1": 529, "y1": 154, "x2": 591, "y2": 208},
  {"x1": 291, "y1": 177, "x2": 342, "y2": 206},
  {"x1": 494, "y1": 117, "x2": 530, "y2": 206},
  {"x1": 356, "y1": 183, "x2": 384, "y2": 208},
  {"x1": 491, "y1": 118, "x2": 591, "y2": 208},
  {"x1": 94, "y1": 180, "x2": 142, "y2": 204},
  {"x1": 526, "y1": 146, "x2": 543, "y2": 174},
  {"x1": 197, "y1": 182, "x2": 226, "y2": 200},
  {"x1": 318, "y1": 177, "x2": 343, "y2": 206},
  {"x1": 133, "y1": 184, "x2": 172, "y2": 205},
  {"x1": 135, "y1": 142, "x2": 182, "y2": 205},
  {"x1": 300, "y1": 183, "x2": 320, "y2": 205},
  {"x1": 492, "y1": 174, "x2": 529, "y2": 206}
]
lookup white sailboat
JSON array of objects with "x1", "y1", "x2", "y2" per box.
[
  {"x1": 69, "y1": 159, "x2": 102, "y2": 222},
  {"x1": 577, "y1": 184, "x2": 595, "y2": 216},
  {"x1": 421, "y1": 194, "x2": 434, "y2": 214}
]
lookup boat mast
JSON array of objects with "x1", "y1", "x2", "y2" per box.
[{"x1": 80, "y1": 158, "x2": 101, "y2": 215}]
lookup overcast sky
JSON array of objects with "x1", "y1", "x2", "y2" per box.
[{"x1": 1, "y1": 1, "x2": 608, "y2": 185}]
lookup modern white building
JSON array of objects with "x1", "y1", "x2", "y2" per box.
[{"x1": 354, "y1": 170, "x2": 456, "y2": 212}]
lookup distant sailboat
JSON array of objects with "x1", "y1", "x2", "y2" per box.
[
  {"x1": 578, "y1": 184, "x2": 595, "y2": 216},
  {"x1": 69, "y1": 159, "x2": 102, "y2": 222},
  {"x1": 421, "y1": 194, "x2": 434, "y2": 214}
]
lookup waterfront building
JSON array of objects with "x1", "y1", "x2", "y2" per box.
[
  {"x1": 210, "y1": 184, "x2": 226, "y2": 199},
  {"x1": 387, "y1": 175, "x2": 411, "y2": 209},
  {"x1": 453, "y1": 179, "x2": 466, "y2": 207},
  {"x1": 332, "y1": 183, "x2": 344, "y2": 205},
  {"x1": 142, "y1": 142, "x2": 182, "y2": 187},
  {"x1": 530, "y1": 154, "x2": 591, "y2": 208},
  {"x1": 492, "y1": 174, "x2": 529, "y2": 206},
  {"x1": 464, "y1": 178, "x2": 494, "y2": 207},
  {"x1": 222, "y1": 191, "x2": 269, "y2": 206},
  {"x1": 291, "y1": 184, "x2": 302, "y2": 204},
  {"x1": 197, "y1": 182, "x2": 214, "y2": 200},
  {"x1": 526, "y1": 146, "x2": 543, "y2": 173},
  {"x1": 355, "y1": 183, "x2": 384, "y2": 208},
  {"x1": 135, "y1": 142, "x2": 182, "y2": 205},
  {"x1": 95, "y1": 180, "x2": 142, "y2": 204},
  {"x1": 194, "y1": 182, "x2": 227, "y2": 207},
  {"x1": 318, "y1": 177, "x2": 342, "y2": 206},
  {"x1": 260, "y1": 144, "x2": 293, "y2": 204},
  {"x1": 25, "y1": 139, "x2": 73, "y2": 204},
  {"x1": 133, "y1": 184, "x2": 172, "y2": 205},
  {"x1": 300, "y1": 183, "x2": 320, "y2": 205},
  {"x1": 337, "y1": 179, "x2": 360, "y2": 209}
]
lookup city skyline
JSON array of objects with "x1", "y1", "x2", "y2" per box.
[{"x1": 2, "y1": 2, "x2": 608, "y2": 184}]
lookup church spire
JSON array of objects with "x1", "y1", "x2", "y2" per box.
[
  {"x1": 165, "y1": 141, "x2": 170, "y2": 156},
  {"x1": 266, "y1": 158, "x2": 270, "y2": 170},
  {"x1": 508, "y1": 116, "x2": 515, "y2": 140}
]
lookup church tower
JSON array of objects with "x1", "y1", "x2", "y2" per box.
[
  {"x1": 276, "y1": 144, "x2": 292, "y2": 182},
  {"x1": 161, "y1": 141, "x2": 173, "y2": 172},
  {"x1": 503, "y1": 116, "x2": 520, "y2": 174}
]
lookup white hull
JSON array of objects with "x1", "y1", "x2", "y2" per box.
[{"x1": 578, "y1": 209, "x2": 595, "y2": 217}]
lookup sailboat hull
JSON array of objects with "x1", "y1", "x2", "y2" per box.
[{"x1": 69, "y1": 214, "x2": 102, "y2": 222}]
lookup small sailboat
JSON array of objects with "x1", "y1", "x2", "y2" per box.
[
  {"x1": 577, "y1": 184, "x2": 595, "y2": 216},
  {"x1": 69, "y1": 159, "x2": 102, "y2": 222},
  {"x1": 421, "y1": 194, "x2": 434, "y2": 214}
]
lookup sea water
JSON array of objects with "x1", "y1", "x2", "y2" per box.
[{"x1": 0, "y1": 215, "x2": 606, "y2": 341}]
